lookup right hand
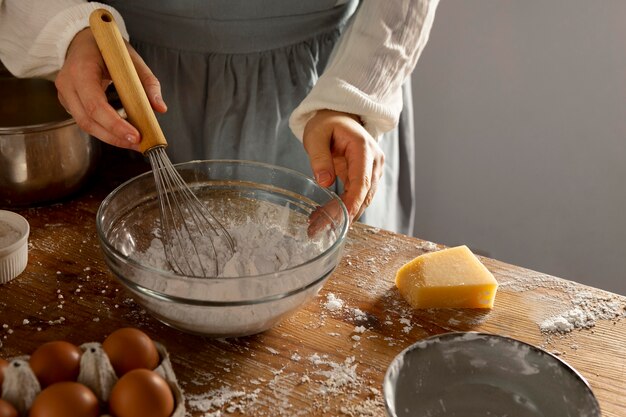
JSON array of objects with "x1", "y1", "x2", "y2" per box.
[{"x1": 55, "y1": 28, "x2": 167, "y2": 151}]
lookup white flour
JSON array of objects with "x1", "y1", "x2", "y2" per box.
[
  {"x1": 324, "y1": 293, "x2": 345, "y2": 312},
  {"x1": 308, "y1": 354, "x2": 360, "y2": 394},
  {"x1": 184, "y1": 352, "x2": 374, "y2": 416},
  {"x1": 539, "y1": 291, "x2": 624, "y2": 333},
  {"x1": 498, "y1": 270, "x2": 625, "y2": 334},
  {"x1": 186, "y1": 387, "x2": 260, "y2": 415},
  {"x1": 0, "y1": 220, "x2": 20, "y2": 247},
  {"x1": 135, "y1": 205, "x2": 331, "y2": 278}
]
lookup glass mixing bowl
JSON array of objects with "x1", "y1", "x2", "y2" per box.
[{"x1": 96, "y1": 160, "x2": 348, "y2": 337}]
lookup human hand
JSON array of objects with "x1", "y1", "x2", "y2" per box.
[
  {"x1": 55, "y1": 28, "x2": 167, "y2": 151},
  {"x1": 303, "y1": 109, "x2": 385, "y2": 226}
]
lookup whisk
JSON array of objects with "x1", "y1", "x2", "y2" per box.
[{"x1": 90, "y1": 9, "x2": 234, "y2": 277}]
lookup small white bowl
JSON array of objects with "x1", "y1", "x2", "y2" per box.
[{"x1": 0, "y1": 210, "x2": 29, "y2": 283}]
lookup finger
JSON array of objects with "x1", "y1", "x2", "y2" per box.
[
  {"x1": 76, "y1": 71, "x2": 140, "y2": 144},
  {"x1": 56, "y1": 60, "x2": 140, "y2": 148},
  {"x1": 354, "y1": 182, "x2": 377, "y2": 221},
  {"x1": 353, "y1": 153, "x2": 383, "y2": 220},
  {"x1": 354, "y1": 188, "x2": 374, "y2": 222},
  {"x1": 307, "y1": 205, "x2": 331, "y2": 238},
  {"x1": 340, "y1": 144, "x2": 372, "y2": 223},
  {"x1": 303, "y1": 125, "x2": 336, "y2": 188},
  {"x1": 63, "y1": 89, "x2": 141, "y2": 151},
  {"x1": 128, "y1": 46, "x2": 167, "y2": 113},
  {"x1": 101, "y1": 79, "x2": 113, "y2": 91},
  {"x1": 57, "y1": 92, "x2": 72, "y2": 116},
  {"x1": 307, "y1": 199, "x2": 343, "y2": 237}
]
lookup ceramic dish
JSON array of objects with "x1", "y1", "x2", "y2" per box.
[
  {"x1": 384, "y1": 332, "x2": 601, "y2": 417},
  {"x1": 0, "y1": 210, "x2": 29, "y2": 283}
]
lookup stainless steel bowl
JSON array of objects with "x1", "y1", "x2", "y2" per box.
[
  {"x1": 96, "y1": 160, "x2": 349, "y2": 337},
  {"x1": 384, "y1": 332, "x2": 601, "y2": 417},
  {"x1": 0, "y1": 75, "x2": 100, "y2": 207}
]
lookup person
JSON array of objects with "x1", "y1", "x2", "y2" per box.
[{"x1": 0, "y1": 0, "x2": 439, "y2": 235}]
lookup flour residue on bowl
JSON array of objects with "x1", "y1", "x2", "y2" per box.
[
  {"x1": 0, "y1": 220, "x2": 20, "y2": 247},
  {"x1": 384, "y1": 333, "x2": 600, "y2": 417},
  {"x1": 134, "y1": 203, "x2": 333, "y2": 277}
]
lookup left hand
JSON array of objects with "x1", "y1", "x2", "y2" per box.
[{"x1": 303, "y1": 109, "x2": 385, "y2": 225}]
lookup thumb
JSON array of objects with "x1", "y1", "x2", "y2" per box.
[{"x1": 303, "y1": 122, "x2": 336, "y2": 188}]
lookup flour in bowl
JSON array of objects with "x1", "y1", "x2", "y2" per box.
[{"x1": 134, "y1": 204, "x2": 332, "y2": 277}]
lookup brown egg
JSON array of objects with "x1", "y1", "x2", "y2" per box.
[
  {"x1": 109, "y1": 369, "x2": 174, "y2": 417},
  {"x1": 29, "y1": 382, "x2": 99, "y2": 417},
  {"x1": 0, "y1": 358, "x2": 8, "y2": 394},
  {"x1": 102, "y1": 328, "x2": 159, "y2": 376},
  {"x1": 0, "y1": 399, "x2": 17, "y2": 417},
  {"x1": 29, "y1": 341, "x2": 82, "y2": 388}
]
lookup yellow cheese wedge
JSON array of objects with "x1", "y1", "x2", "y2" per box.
[{"x1": 395, "y1": 245, "x2": 498, "y2": 309}]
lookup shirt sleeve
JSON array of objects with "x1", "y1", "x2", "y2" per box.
[
  {"x1": 289, "y1": 0, "x2": 440, "y2": 141},
  {"x1": 0, "y1": 0, "x2": 128, "y2": 80}
]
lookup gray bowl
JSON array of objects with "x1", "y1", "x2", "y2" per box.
[
  {"x1": 0, "y1": 76, "x2": 100, "y2": 207},
  {"x1": 384, "y1": 332, "x2": 601, "y2": 417},
  {"x1": 96, "y1": 159, "x2": 349, "y2": 337}
]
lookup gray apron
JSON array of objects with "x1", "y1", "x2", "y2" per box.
[{"x1": 102, "y1": 0, "x2": 415, "y2": 235}]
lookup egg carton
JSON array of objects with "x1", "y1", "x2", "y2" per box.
[{"x1": 1, "y1": 341, "x2": 185, "y2": 417}]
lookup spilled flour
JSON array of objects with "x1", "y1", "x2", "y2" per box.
[
  {"x1": 187, "y1": 387, "x2": 261, "y2": 415},
  {"x1": 500, "y1": 272, "x2": 626, "y2": 334},
  {"x1": 324, "y1": 293, "x2": 345, "y2": 312},
  {"x1": 308, "y1": 354, "x2": 360, "y2": 394},
  {"x1": 184, "y1": 352, "x2": 376, "y2": 417},
  {"x1": 539, "y1": 291, "x2": 624, "y2": 333},
  {"x1": 134, "y1": 204, "x2": 333, "y2": 277}
]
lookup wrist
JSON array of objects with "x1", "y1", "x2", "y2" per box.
[
  {"x1": 315, "y1": 109, "x2": 363, "y2": 125},
  {"x1": 66, "y1": 28, "x2": 94, "y2": 59}
]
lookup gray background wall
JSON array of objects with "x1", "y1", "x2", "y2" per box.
[{"x1": 410, "y1": 0, "x2": 626, "y2": 295}]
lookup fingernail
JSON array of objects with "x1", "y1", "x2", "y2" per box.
[
  {"x1": 125, "y1": 134, "x2": 138, "y2": 143},
  {"x1": 316, "y1": 171, "x2": 332, "y2": 185}
]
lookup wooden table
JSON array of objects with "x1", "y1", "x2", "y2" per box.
[{"x1": 1, "y1": 146, "x2": 625, "y2": 416}]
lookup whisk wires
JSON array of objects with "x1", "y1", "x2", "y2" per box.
[{"x1": 147, "y1": 147, "x2": 235, "y2": 277}]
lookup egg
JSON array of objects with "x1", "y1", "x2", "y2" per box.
[
  {"x1": 28, "y1": 382, "x2": 99, "y2": 417},
  {"x1": 109, "y1": 369, "x2": 174, "y2": 417},
  {"x1": 29, "y1": 341, "x2": 82, "y2": 388},
  {"x1": 102, "y1": 328, "x2": 159, "y2": 376},
  {"x1": 0, "y1": 399, "x2": 17, "y2": 417},
  {"x1": 0, "y1": 358, "x2": 8, "y2": 393}
]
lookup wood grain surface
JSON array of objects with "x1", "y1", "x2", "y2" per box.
[
  {"x1": 90, "y1": 9, "x2": 168, "y2": 153},
  {"x1": 1, "y1": 146, "x2": 624, "y2": 416}
]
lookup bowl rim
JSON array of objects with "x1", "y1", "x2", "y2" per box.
[
  {"x1": 383, "y1": 331, "x2": 601, "y2": 417},
  {"x1": 96, "y1": 158, "x2": 349, "y2": 282},
  {"x1": 0, "y1": 117, "x2": 77, "y2": 135}
]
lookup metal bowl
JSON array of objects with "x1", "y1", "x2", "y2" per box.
[
  {"x1": 0, "y1": 76, "x2": 100, "y2": 207},
  {"x1": 384, "y1": 332, "x2": 601, "y2": 417},
  {"x1": 96, "y1": 160, "x2": 349, "y2": 337}
]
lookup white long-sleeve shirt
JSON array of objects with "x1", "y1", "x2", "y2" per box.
[
  {"x1": 0, "y1": 1, "x2": 128, "y2": 80},
  {"x1": 0, "y1": 0, "x2": 438, "y2": 140},
  {"x1": 291, "y1": 0, "x2": 439, "y2": 139}
]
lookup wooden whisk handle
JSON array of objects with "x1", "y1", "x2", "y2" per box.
[{"x1": 89, "y1": 8, "x2": 167, "y2": 154}]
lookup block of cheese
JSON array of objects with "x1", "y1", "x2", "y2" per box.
[{"x1": 395, "y1": 245, "x2": 498, "y2": 309}]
